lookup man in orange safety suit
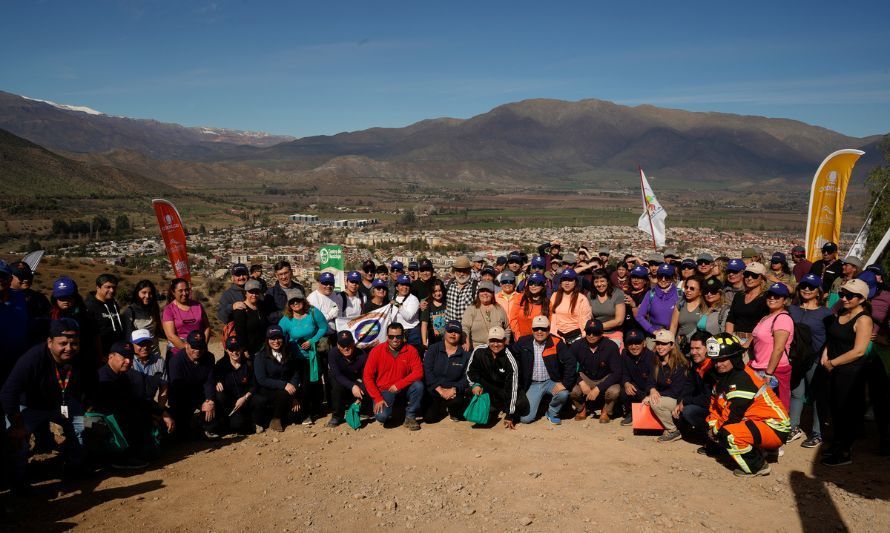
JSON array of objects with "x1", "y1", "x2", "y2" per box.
[{"x1": 705, "y1": 332, "x2": 790, "y2": 477}]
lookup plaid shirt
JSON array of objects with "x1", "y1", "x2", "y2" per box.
[
  {"x1": 532, "y1": 340, "x2": 548, "y2": 381},
  {"x1": 445, "y1": 279, "x2": 476, "y2": 323}
]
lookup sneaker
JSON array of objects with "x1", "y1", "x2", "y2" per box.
[
  {"x1": 449, "y1": 416, "x2": 461, "y2": 422},
  {"x1": 620, "y1": 415, "x2": 633, "y2": 426},
  {"x1": 546, "y1": 414, "x2": 562, "y2": 426},
  {"x1": 204, "y1": 430, "x2": 221, "y2": 440},
  {"x1": 821, "y1": 452, "x2": 852, "y2": 467},
  {"x1": 269, "y1": 418, "x2": 284, "y2": 433},
  {"x1": 301, "y1": 417, "x2": 315, "y2": 426},
  {"x1": 733, "y1": 464, "x2": 771, "y2": 477},
  {"x1": 787, "y1": 427, "x2": 804, "y2": 443},
  {"x1": 801, "y1": 436, "x2": 822, "y2": 449},
  {"x1": 657, "y1": 430, "x2": 682, "y2": 443},
  {"x1": 403, "y1": 417, "x2": 421, "y2": 431},
  {"x1": 325, "y1": 417, "x2": 344, "y2": 428},
  {"x1": 111, "y1": 457, "x2": 149, "y2": 470}
]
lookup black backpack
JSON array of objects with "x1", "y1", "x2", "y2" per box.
[{"x1": 769, "y1": 312, "x2": 816, "y2": 368}]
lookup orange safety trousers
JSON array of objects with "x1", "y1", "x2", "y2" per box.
[{"x1": 719, "y1": 419, "x2": 786, "y2": 474}]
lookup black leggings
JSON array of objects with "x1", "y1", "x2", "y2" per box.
[{"x1": 828, "y1": 360, "x2": 866, "y2": 452}]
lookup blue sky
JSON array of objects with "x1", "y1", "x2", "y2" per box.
[{"x1": 2, "y1": 1, "x2": 888, "y2": 138}]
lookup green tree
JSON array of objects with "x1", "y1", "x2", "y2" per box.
[
  {"x1": 115, "y1": 214, "x2": 130, "y2": 234},
  {"x1": 865, "y1": 135, "x2": 890, "y2": 271}
]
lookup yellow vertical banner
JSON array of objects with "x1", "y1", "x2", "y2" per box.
[{"x1": 804, "y1": 149, "x2": 864, "y2": 262}]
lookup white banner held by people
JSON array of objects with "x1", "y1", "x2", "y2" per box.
[
  {"x1": 637, "y1": 167, "x2": 667, "y2": 248},
  {"x1": 335, "y1": 304, "x2": 396, "y2": 349}
]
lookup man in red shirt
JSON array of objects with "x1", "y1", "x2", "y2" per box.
[{"x1": 363, "y1": 322, "x2": 424, "y2": 430}]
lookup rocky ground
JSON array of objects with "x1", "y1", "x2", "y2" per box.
[{"x1": 3, "y1": 411, "x2": 888, "y2": 532}]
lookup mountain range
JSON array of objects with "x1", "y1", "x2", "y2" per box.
[{"x1": 0, "y1": 90, "x2": 883, "y2": 195}]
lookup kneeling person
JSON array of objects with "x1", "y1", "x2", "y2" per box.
[
  {"x1": 466, "y1": 327, "x2": 524, "y2": 428},
  {"x1": 423, "y1": 320, "x2": 472, "y2": 422},
  {"x1": 326, "y1": 331, "x2": 370, "y2": 427},
  {"x1": 211, "y1": 337, "x2": 256, "y2": 435},
  {"x1": 363, "y1": 323, "x2": 424, "y2": 430},
  {"x1": 570, "y1": 319, "x2": 621, "y2": 422},
  {"x1": 512, "y1": 316, "x2": 577, "y2": 425}
]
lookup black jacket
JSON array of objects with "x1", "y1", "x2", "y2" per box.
[
  {"x1": 0, "y1": 343, "x2": 89, "y2": 416},
  {"x1": 512, "y1": 334, "x2": 577, "y2": 391},
  {"x1": 253, "y1": 346, "x2": 301, "y2": 390},
  {"x1": 621, "y1": 347, "x2": 656, "y2": 390},
  {"x1": 570, "y1": 338, "x2": 621, "y2": 392},
  {"x1": 327, "y1": 347, "x2": 368, "y2": 390},
  {"x1": 466, "y1": 346, "x2": 521, "y2": 420},
  {"x1": 95, "y1": 365, "x2": 163, "y2": 416},
  {"x1": 84, "y1": 292, "x2": 125, "y2": 356},
  {"x1": 423, "y1": 341, "x2": 471, "y2": 394},
  {"x1": 682, "y1": 359, "x2": 716, "y2": 408},
  {"x1": 264, "y1": 282, "x2": 307, "y2": 324},
  {"x1": 214, "y1": 357, "x2": 256, "y2": 399}
]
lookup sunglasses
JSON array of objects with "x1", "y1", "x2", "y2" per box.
[
  {"x1": 696, "y1": 260, "x2": 712, "y2": 266},
  {"x1": 838, "y1": 291, "x2": 862, "y2": 301},
  {"x1": 387, "y1": 334, "x2": 403, "y2": 340},
  {"x1": 743, "y1": 272, "x2": 761, "y2": 279},
  {"x1": 445, "y1": 329, "x2": 462, "y2": 335},
  {"x1": 247, "y1": 289, "x2": 263, "y2": 295},
  {"x1": 655, "y1": 341, "x2": 672, "y2": 346},
  {"x1": 684, "y1": 285, "x2": 698, "y2": 291},
  {"x1": 373, "y1": 287, "x2": 387, "y2": 291},
  {"x1": 656, "y1": 274, "x2": 672, "y2": 280},
  {"x1": 765, "y1": 293, "x2": 785, "y2": 300},
  {"x1": 488, "y1": 338, "x2": 506, "y2": 344},
  {"x1": 681, "y1": 265, "x2": 695, "y2": 270},
  {"x1": 321, "y1": 282, "x2": 334, "y2": 287},
  {"x1": 704, "y1": 288, "x2": 722, "y2": 295},
  {"x1": 532, "y1": 327, "x2": 549, "y2": 332},
  {"x1": 799, "y1": 284, "x2": 818, "y2": 291}
]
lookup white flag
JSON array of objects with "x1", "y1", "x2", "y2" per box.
[
  {"x1": 847, "y1": 216, "x2": 870, "y2": 260},
  {"x1": 334, "y1": 304, "x2": 397, "y2": 349},
  {"x1": 637, "y1": 168, "x2": 667, "y2": 247}
]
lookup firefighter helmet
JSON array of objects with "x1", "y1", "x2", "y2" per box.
[{"x1": 706, "y1": 333, "x2": 745, "y2": 360}]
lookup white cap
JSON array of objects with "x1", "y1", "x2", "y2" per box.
[
  {"x1": 531, "y1": 315, "x2": 550, "y2": 329},
  {"x1": 131, "y1": 329, "x2": 153, "y2": 344},
  {"x1": 488, "y1": 326, "x2": 507, "y2": 340},
  {"x1": 654, "y1": 329, "x2": 675, "y2": 343}
]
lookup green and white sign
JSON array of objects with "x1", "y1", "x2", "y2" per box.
[{"x1": 319, "y1": 244, "x2": 345, "y2": 290}]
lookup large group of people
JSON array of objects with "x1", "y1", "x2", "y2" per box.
[{"x1": 0, "y1": 240, "x2": 888, "y2": 494}]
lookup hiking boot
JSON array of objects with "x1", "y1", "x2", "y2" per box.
[
  {"x1": 657, "y1": 430, "x2": 682, "y2": 443},
  {"x1": 301, "y1": 416, "x2": 315, "y2": 426},
  {"x1": 403, "y1": 417, "x2": 421, "y2": 431},
  {"x1": 620, "y1": 415, "x2": 633, "y2": 426},
  {"x1": 574, "y1": 407, "x2": 588, "y2": 421},
  {"x1": 821, "y1": 452, "x2": 852, "y2": 467},
  {"x1": 325, "y1": 417, "x2": 344, "y2": 428},
  {"x1": 269, "y1": 418, "x2": 284, "y2": 432},
  {"x1": 599, "y1": 412, "x2": 611, "y2": 424},
  {"x1": 787, "y1": 427, "x2": 803, "y2": 443},
  {"x1": 801, "y1": 435, "x2": 822, "y2": 448},
  {"x1": 733, "y1": 464, "x2": 771, "y2": 477}
]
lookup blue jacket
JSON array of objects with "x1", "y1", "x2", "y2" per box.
[
  {"x1": 423, "y1": 341, "x2": 472, "y2": 394},
  {"x1": 512, "y1": 334, "x2": 577, "y2": 391},
  {"x1": 217, "y1": 284, "x2": 245, "y2": 324},
  {"x1": 327, "y1": 347, "x2": 368, "y2": 390},
  {"x1": 636, "y1": 285, "x2": 678, "y2": 334},
  {"x1": 570, "y1": 337, "x2": 621, "y2": 392},
  {"x1": 621, "y1": 347, "x2": 656, "y2": 390},
  {"x1": 647, "y1": 360, "x2": 687, "y2": 399}
]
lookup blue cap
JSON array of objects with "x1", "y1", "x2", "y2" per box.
[
  {"x1": 0, "y1": 260, "x2": 10, "y2": 276},
  {"x1": 561, "y1": 268, "x2": 578, "y2": 280},
  {"x1": 865, "y1": 264, "x2": 886, "y2": 279},
  {"x1": 49, "y1": 318, "x2": 80, "y2": 337},
  {"x1": 396, "y1": 274, "x2": 411, "y2": 285},
  {"x1": 495, "y1": 256, "x2": 507, "y2": 265},
  {"x1": 531, "y1": 256, "x2": 546, "y2": 268},
  {"x1": 726, "y1": 259, "x2": 746, "y2": 273},
  {"x1": 266, "y1": 325, "x2": 285, "y2": 339},
  {"x1": 390, "y1": 261, "x2": 404, "y2": 272},
  {"x1": 528, "y1": 272, "x2": 546, "y2": 285},
  {"x1": 52, "y1": 276, "x2": 78, "y2": 298},
  {"x1": 371, "y1": 279, "x2": 388, "y2": 289},
  {"x1": 625, "y1": 329, "x2": 645, "y2": 345},
  {"x1": 444, "y1": 319, "x2": 463, "y2": 333},
  {"x1": 799, "y1": 273, "x2": 821, "y2": 288},
  {"x1": 408, "y1": 261, "x2": 419, "y2": 271},
  {"x1": 481, "y1": 266, "x2": 496, "y2": 276},
  {"x1": 346, "y1": 271, "x2": 362, "y2": 283},
  {"x1": 319, "y1": 272, "x2": 335, "y2": 285},
  {"x1": 630, "y1": 265, "x2": 649, "y2": 278},
  {"x1": 656, "y1": 264, "x2": 675, "y2": 277},
  {"x1": 770, "y1": 252, "x2": 787, "y2": 264},
  {"x1": 766, "y1": 282, "x2": 790, "y2": 297},
  {"x1": 857, "y1": 271, "x2": 878, "y2": 300},
  {"x1": 337, "y1": 330, "x2": 356, "y2": 347}
]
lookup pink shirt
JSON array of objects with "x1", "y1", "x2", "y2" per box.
[
  {"x1": 549, "y1": 293, "x2": 593, "y2": 335},
  {"x1": 750, "y1": 312, "x2": 794, "y2": 370},
  {"x1": 162, "y1": 301, "x2": 207, "y2": 341}
]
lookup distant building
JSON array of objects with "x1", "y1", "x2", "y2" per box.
[{"x1": 289, "y1": 214, "x2": 319, "y2": 223}]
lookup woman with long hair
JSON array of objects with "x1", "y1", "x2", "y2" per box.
[
  {"x1": 162, "y1": 278, "x2": 211, "y2": 358},
  {"x1": 510, "y1": 272, "x2": 550, "y2": 340},
  {"x1": 421, "y1": 279, "x2": 448, "y2": 348},
  {"x1": 670, "y1": 276, "x2": 703, "y2": 353},
  {"x1": 766, "y1": 252, "x2": 797, "y2": 292},
  {"x1": 642, "y1": 329, "x2": 689, "y2": 443},
  {"x1": 749, "y1": 282, "x2": 794, "y2": 411},
  {"x1": 819, "y1": 279, "x2": 873, "y2": 466},
  {"x1": 787, "y1": 273, "x2": 832, "y2": 449},
  {"x1": 588, "y1": 269, "x2": 625, "y2": 348},
  {"x1": 623, "y1": 265, "x2": 650, "y2": 334},
  {"x1": 122, "y1": 279, "x2": 165, "y2": 358},
  {"x1": 232, "y1": 279, "x2": 269, "y2": 357},
  {"x1": 278, "y1": 291, "x2": 327, "y2": 425},
  {"x1": 697, "y1": 277, "x2": 730, "y2": 335},
  {"x1": 253, "y1": 326, "x2": 301, "y2": 432},
  {"x1": 725, "y1": 262, "x2": 769, "y2": 344},
  {"x1": 549, "y1": 269, "x2": 592, "y2": 345}
]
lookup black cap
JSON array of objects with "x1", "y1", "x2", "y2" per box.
[
  {"x1": 625, "y1": 329, "x2": 645, "y2": 345},
  {"x1": 9, "y1": 261, "x2": 33, "y2": 281},
  {"x1": 225, "y1": 336, "x2": 243, "y2": 351},
  {"x1": 232, "y1": 263, "x2": 249, "y2": 275},
  {"x1": 109, "y1": 341, "x2": 134, "y2": 358},
  {"x1": 337, "y1": 331, "x2": 356, "y2": 347},
  {"x1": 495, "y1": 256, "x2": 508, "y2": 265},
  {"x1": 49, "y1": 318, "x2": 80, "y2": 337},
  {"x1": 584, "y1": 319, "x2": 604, "y2": 336},
  {"x1": 186, "y1": 330, "x2": 206, "y2": 350},
  {"x1": 408, "y1": 261, "x2": 419, "y2": 271},
  {"x1": 419, "y1": 259, "x2": 434, "y2": 271},
  {"x1": 266, "y1": 325, "x2": 285, "y2": 339},
  {"x1": 821, "y1": 242, "x2": 838, "y2": 253}
]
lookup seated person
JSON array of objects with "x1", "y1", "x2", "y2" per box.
[
  {"x1": 619, "y1": 329, "x2": 656, "y2": 426},
  {"x1": 642, "y1": 329, "x2": 689, "y2": 443},
  {"x1": 362, "y1": 322, "x2": 424, "y2": 430},
  {"x1": 705, "y1": 333, "x2": 791, "y2": 477},
  {"x1": 167, "y1": 330, "x2": 216, "y2": 440},
  {"x1": 253, "y1": 325, "x2": 301, "y2": 432},
  {"x1": 511, "y1": 315, "x2": 576, "y2": 425},
  {"x1": 211, "y1": 336, "x2": 256, "y2": 435},
  {"x1": 1, "y1": 319, "x2": 88, "y2": 491},
  {"x1": 569, "y1": 319, "x2": 621, "y2": 423},
  {"x1": 326, "y1": 330, "x2": 370, "y2": 427},
  {"x1": 423, "y1": 320, "x2": 472, "y2": 422},
  {"x1": 674, "y1": 331, "x2": 716, "y2": 448},
  {"x1": 466, "y1": 326, "x2": 526, "y2": 429}
]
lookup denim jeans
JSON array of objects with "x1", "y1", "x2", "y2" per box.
[
  {"x1": 521, "y1": 379, "x2": 569, "y2": 423},
  {"x1": 374, "y1": 380, "x2": 424, "y2": 423},
  {"x1": 789, "y1": 358, "x2": 821, "y2": 437},
  {"x1": 6, "y1": 397, "x2": 85, "y2": 485},
  {"x1": 681, "y1": 403, "x2": 709, "y2": 436}
]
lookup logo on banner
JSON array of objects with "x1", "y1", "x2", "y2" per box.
[
  {"x1": 354, "y1": 319, "x2": 383, "y2": 344},
  {"x1": 320, "y1": 248, "x2": 329, "y2": 264}
]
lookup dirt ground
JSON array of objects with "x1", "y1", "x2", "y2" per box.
[{"x1": 4, "y1": 404, "x2": 889, "y2": 532}]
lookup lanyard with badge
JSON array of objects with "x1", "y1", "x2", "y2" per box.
[{"x1": 55, "y1": 365, "x2": 72, "y2": 418}]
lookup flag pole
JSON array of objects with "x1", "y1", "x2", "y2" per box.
[{"x1": 639, "y1": 166, "x2": 658, "y2": 251}]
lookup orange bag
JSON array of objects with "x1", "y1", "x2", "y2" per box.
[{"x1": 632, "y1": 403, "x2": 665, "y2": 431}]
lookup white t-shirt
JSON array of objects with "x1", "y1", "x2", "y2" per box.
[{"x1": 307, "y1": 290, "x2": 340, "y2": 334}]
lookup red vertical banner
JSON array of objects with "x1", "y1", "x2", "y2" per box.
[{"x1": 152, "y1": 199, "x2": 191, "y2": 282}]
